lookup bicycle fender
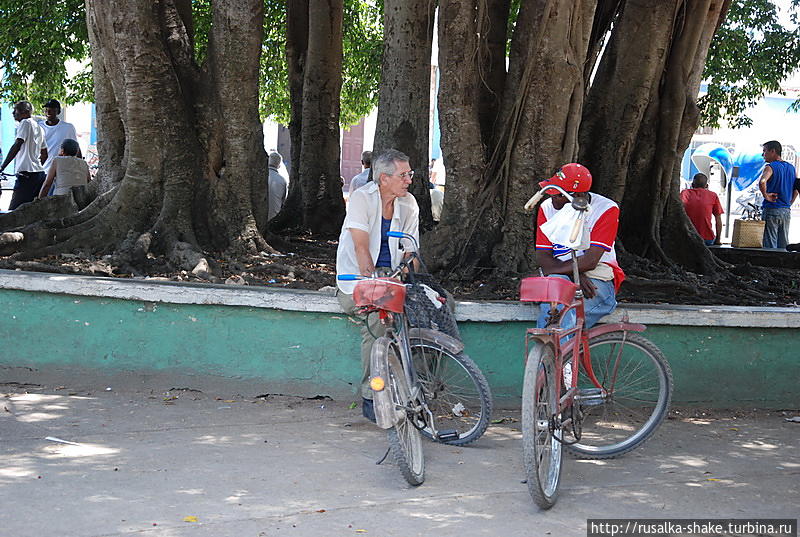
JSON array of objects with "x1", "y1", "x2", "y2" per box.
[
  {"x1": 370, "y1": 338, "x2": 400, "y2": 430},
  {"x1": 407, "y1": 327, "x2": 464, "y2": 354}
]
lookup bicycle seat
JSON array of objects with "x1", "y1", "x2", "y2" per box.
[
  {"x1": 353, "y1": 277, "x2": 406, "y2": 313},
  {"x1": 519, "y1": 277, "x2": 577, "y2": 306}
]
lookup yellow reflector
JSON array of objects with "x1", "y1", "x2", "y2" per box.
[{"x1": 370, "y1": 376, "x2": 385, "y2": 392}]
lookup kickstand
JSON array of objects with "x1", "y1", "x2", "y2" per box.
[{"x1": 375, "y1": 446, "x2": 391, "y2": 465}]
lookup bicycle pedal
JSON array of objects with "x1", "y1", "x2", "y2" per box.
[
  {"x1": 436, "y1": 430, "x2": 460, "y2": 442},
  {"x1": 576, "y1": 387, "x2": 605, "y2": 406}
]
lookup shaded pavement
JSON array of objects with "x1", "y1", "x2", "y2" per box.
[{"x1": 1, "y1": 378, "x2": 798, "y2": 537}]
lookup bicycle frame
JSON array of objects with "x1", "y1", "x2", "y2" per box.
[
  {"x1": 365, "y1": 303, "x2": 447, "y2": 438},
  {"x1": 522, "y1": 184, "x2": 645, "y2": 416},
  {"x1": 524, "y1": 313, "x2": 646, "y2": 414}
]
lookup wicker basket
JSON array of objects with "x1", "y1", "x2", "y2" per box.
[{"x1": 731, "y1": 219, "x2": 765, "y2": 248}]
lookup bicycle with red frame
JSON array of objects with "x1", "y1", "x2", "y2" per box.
[
  {"x1": 520, "y1": 185, "x2": 673, "y2": 509},
  {"x1": 339, "y1": 231, "x2": 493, "y2": 486}
]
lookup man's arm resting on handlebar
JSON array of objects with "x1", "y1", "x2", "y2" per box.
[{"x1": 536, "y1": 246, "x2": 606, "y2": 298}]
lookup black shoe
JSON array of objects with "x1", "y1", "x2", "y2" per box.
[{"x1": 362, "y1": 397, "x2": 376, "y2": 423}]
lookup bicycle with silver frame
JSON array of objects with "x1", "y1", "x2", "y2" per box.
[{"x1": 339, "y1": 230, "x2": 493, "y2": 486}]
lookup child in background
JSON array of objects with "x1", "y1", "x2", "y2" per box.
[{"x1": 38, "y1": 138, "x2": 90, "y2": 198}]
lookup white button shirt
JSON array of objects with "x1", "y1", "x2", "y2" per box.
[{"x1": 336, "y1": 181, "x2": 419, "y2": 294}]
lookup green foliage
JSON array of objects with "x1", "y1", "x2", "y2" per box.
[
  {"x1": 259, "y1": 0, "x2": 291, "y2": 124},
  {"x1": 701, "y1": 0, "x2": 800, "y2": 128},
  {"x1": 192, "y1": 0, "x2": 213, "y2": 65},
  {"x1": 340, "y1": 0, "x2": 383, "y2": 127},
  {"x1": 259, "y1": 0, "x2": 383, "y2": 126},
  {"x1": 0, "y1": 0, "x2": 382, "y2": 127},
  {"x1": 0, "y1": 0, "x2": 91, "y2": 107}
]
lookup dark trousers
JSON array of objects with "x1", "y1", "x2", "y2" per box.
[{"x1": 9, "y1": 171, "x2": 45, "y2": 210}]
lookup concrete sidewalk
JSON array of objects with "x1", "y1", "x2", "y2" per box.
[{"x1": 1, "y1": 378, "x2": 798, "y2": 537}]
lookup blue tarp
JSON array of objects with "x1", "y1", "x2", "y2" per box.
[
  {"x1": 691, "y1": 143, "x2": 734, "y2": 180},
  {"x1": 732, "y1": 151, "x2": 766, "y2": 191},
  {"x1": 682, "y1": 143, "x2": 765, "y2": 191}
]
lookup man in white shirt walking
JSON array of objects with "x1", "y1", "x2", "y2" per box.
[
  {"x1": 38, "y1": 99, "x2": 80, "y2": 173},
  {"x1": 0, "y1": 101, "x2": 47, "y2": 210}
]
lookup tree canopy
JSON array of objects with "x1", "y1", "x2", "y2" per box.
[
  {"x1": 0, "y1": 0, "x2": 382, "y2": 126},
  {"x1": 1, "y1": 0, "x2": 800, "y2": 304},
  {"x1": 702, "y1": 0, "x2": 800, "y2": 128}
]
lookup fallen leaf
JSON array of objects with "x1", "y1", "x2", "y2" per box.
[
  {"x1": 348, "y1": 402, "x2": 358, "y2": 410},
  {"x1": 316, "y1": 509, "x2": 326, "y2": 513},
  {"x1": 355, "y1": 530, "x2": 368, "y2": 534},
  {"x1": 183, "y1": 516, "x2": 198, "y2": 523},
  {"x1": 706, "y1": 478, "x2": 721, "y2": 481}
]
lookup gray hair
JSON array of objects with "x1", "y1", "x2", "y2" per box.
[
  {"x1": 268, "y1": 151, "x2": 282, "y2": 168},
  {"x1": 372, "y1": 149, "x2": 410, "y2": 185},
  {"x1": 361, "y1": 150, "x2": 372, "y2": 166}
]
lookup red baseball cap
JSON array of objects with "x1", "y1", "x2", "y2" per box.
[{"x1": 538, "y1": 163, "x2": 592, "y2": 193}]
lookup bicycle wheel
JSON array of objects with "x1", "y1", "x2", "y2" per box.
[
  {"x1": 522, "y1": 343, "x2": 562, "y2": 510},
  {"x1": 410, "y1": 336, "x2": 492, "y2": 445},
  {"x1": 565, "y1": 331, "x2": 673, "y2": 459},
  {"x1": 381, "y1": 338, "x2": 425, "y2": 486}
]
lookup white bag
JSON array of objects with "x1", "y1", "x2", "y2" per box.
[{"x1": 539, "y1": 203, "x2": 591, "y2": 251}]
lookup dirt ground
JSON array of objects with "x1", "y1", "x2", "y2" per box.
[{"x1": 2, "y1": 233, "x2": 800, "y2": 306}]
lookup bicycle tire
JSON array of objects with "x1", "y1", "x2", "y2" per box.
[
  {"x1": 382, "y1": 338, "x2": 425, "y2": 486},
  {"x1": 565, "y1": 331, "x2": 673, "y2": 459},
  {"x1": 522, "y1": 343, "x2": 562, "y2": 509},
  {"x1": 410, "y1": 335, "x2": 492, "y2": 445}
]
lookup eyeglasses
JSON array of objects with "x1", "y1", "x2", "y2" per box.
[{"x1": 393, "y1": 170, "x2": 415, "y2": 179}]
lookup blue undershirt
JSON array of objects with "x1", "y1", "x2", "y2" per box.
[{"x1": 376, "y1": 218, "x2": 392, "y2": 267}]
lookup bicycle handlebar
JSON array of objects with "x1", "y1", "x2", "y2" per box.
[
  {"x1": 337, "y1": 274, "x2": 363, "y2": 281},
  {"x1": 524, "y1": 184, "x2": 575, "y2": 211}
]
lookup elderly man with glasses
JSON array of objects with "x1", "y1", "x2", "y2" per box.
[{"x1": 336, "y1": 148, "x2": 419, "y2": 422}]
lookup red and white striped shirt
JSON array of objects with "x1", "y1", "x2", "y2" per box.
[{"x1": 535, "y1": 192, "x2": 625, "y2": 290}]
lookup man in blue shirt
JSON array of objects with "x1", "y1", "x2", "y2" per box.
[{"x1": 759, "y1": 140, "x2": 797, "y2": 249}]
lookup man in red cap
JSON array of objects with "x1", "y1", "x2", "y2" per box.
[{"x1": 534, "y1": 163, "x2": 625, "y2": 329}]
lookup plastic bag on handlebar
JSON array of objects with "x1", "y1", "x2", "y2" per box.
[{"x1": 539, "y1": 203, "x2": 591, "y2": 250}]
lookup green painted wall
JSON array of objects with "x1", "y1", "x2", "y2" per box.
[
  {"x1": 0, "y1": 289, "x2": 797, "y2": 408},
  {"x1": 459, "y1": 322, "x2": 799, "y2": 408}
]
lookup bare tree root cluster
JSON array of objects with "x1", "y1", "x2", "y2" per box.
[{"x1": 617, "y1": 251, "x2": 800, "y2": 306}]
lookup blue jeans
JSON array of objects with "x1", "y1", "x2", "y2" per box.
[
  {"x1": 704, "y1": 239, "x2": 715, "y2": 246},
  {"x1": 762, "y1": 207, "x2": 791, "y2": 249},
  {"x1": 537, "y1": 275, "x2": 617, "y2": 331}
]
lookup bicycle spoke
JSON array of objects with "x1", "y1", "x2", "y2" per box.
[{"x1": 567, "y1": 332, "x2": 672, "y2": 459}]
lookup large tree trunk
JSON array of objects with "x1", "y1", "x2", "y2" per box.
[
  {"x1": 271, "y1": 0, "x2": 345, "y2": 237},
  {"x1": 477, "y1": 0, "x2": 512, "y2": 153},
  {"x1": 373, "y1": 0, "x2": 436, "y2": 229},
  {"x1": 427, "y1": 0, "x2": 489, "y2": 276},
  {"x1": 429, "y1": 0, "x2": 596, "y2": 278},
  {"x1": 1, "y1": 0, "x2": 274, "y2": 268},
  {"x1": 579, "y1": 0, "x2": 731, "y2": 274},
  {"x1": 298, "y1": 0, "x2": 345, "y2": 236},
  {"x1": 273, "y1": 0, "x2": 308, "y2": 232}
]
